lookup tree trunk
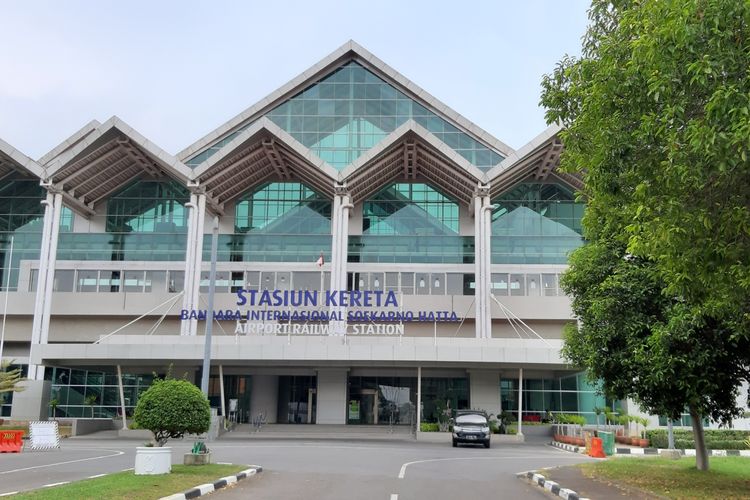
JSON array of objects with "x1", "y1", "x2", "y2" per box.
[{"x1": 689, "y1": 406, "x2": 709, "y2": 471}]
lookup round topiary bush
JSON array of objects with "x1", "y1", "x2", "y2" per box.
[{"x1": 133, "y1": 378, "x2": 211, "y2": 446}]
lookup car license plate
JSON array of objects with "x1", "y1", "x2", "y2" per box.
[{"x1": 467, "y1": 435, "x2": 476, "y2": 440}]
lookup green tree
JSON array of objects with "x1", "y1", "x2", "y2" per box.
[
  {"x1": 0, "y1": 361, "x2": 26, "y2": 394},
  {"x1": 541, "y1": 0, "x2": 750, "y2": 470},
  {"x1": 133, "y1": 377, "x2": 211, "y2": 446}
]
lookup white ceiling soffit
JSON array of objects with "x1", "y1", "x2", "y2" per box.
[
  {"x1": 192, "y1": 117, "x2": 339, "y2": 211},
  {"x1": 485, "y1": 123, "x2": 578, "y2": 197},
  {"x1": 45, "y1": 116, "x2": 192, "y2": 215},
  {"x1": 341, "y1": 120, "x2": 484, "y2": 207},
  {"x1": 38, "y1": 119, "x2": 101, "y2": 166},
  {"x1": 178, "y1": 40, "x2": 514, "y2": 164},
  {"x1": 0, "y1": 137, "x2": 46, "y2": 180}
]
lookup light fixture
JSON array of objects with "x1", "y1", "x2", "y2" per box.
[
  {"x1": 359, "y1": 278, "x2": 364, "y2": 288},
  {"x1": 434, "y1": 278, "x2": 440, "y2": 288},
  {"x1": 419, "y1": 278, "x2": 426, "y2": 288},
  {"x1": 530, "y1": 279, "x2": 537, "y2": 289},
  {"x1": 373, "y1": 278, "x2": 380, "y2": 288}
]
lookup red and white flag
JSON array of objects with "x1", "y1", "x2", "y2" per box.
[{"x1": 316, "y1": 252, "x2": 324, "y2": 267}]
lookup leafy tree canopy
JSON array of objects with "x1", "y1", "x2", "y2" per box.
[
  {"x1": 133, "y1": 377, "x2": 210, "y2": 446},
  {"x1": 541, "y1": 0, "x2": 750, "y2": 469}
]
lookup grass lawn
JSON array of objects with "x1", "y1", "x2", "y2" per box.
[
  {"x1": 579, "y1": 457, "x2": 750, "y2": 499},
  {"x1": 12, "y1": 464, "x2": 248, "y2": 500}
]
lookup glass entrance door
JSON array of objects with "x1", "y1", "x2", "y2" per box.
[{"x1": 348, "y1": 389, "x2": 378, "y2": 424}]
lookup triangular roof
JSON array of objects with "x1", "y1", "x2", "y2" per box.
[
  {"x1": 0, "y1": 137, "x2": 45, "y2": 180},
  {"x1": 190, "y1": 117, "x2": 339, "y2": 211},
  {"x1": 486, "y1": 123, "x2": 581, "y2": 197},
  {"x1": 38, "y1": 119, "x2": 101, "y2": 166},
  {"x1": 340, "y1": 120, "x2": 484, "y2": 206},
  {"x1": 178, "y1": 40, "x2": 514, "y2": 167},
  {"x1": 46, "y1": 116, "x2": 192, "y2": 215}
]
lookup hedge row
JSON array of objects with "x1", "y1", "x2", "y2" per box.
[{"x1": 646, "y1": 429, "x2": 750, "y2": 449}]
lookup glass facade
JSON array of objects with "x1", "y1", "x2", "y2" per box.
[
  {"x1": 46, "y1": 366, "x2": 159, "y2": 418},
  {"x1": 57, "y1": 180, "x2": 189, "y2": 263},
  {"x1": 349, "y1": 183, "x2": 469, "y2": 263},
  {"x1": 491, "y1": 182, "x2": 584, "y2": 264},
  {"x1": 0, "y1": 178, "x2": 44, "y2": 290},
  {"x1": 186, "y1": 62, "x2": 504, "y2": 171},
  {"x1": 500, "y1": 372, "x2": 607, "y2": 424},
  {"x1": 206, "y1": 182, "x2": 331, "y2": 263},
  {"x1": 277, "y1": 375, "x2": 317, "y2": 424}
]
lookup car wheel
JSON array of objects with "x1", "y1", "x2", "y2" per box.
[
  {"x1": 484, "y1": 440, "x2": 490, "y2": 449},
  {"x1": 452, "y1": 439, "x2": 457, "y2": 447}
]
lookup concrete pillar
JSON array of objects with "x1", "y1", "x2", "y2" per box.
[
  {"x1": 469, "y1": 370, "x2": 501, "y2": 417},
  {"x1": 518, "y1": 367, "x2": 524, "y2": 437},
  {"x1": 315, "y1": 368, "x2": 348, "y2": 424},
  {"x1": 180, "y1": 192, "x2": 198, "y2": 335},
  {"x1": 473, "y1": 185, "x2": 491, "y2": 339},
  {"x1": 10, "y1": 380, "x2": 51, "y2": 420},
  {"x1": 117, "y1": 365, "x2": 127, "y2": 430},
  {"x1": 416, "y1": 366, "x2": 422, "y2": 427},
  {"x1": 29, "y1": 189, "x2": 61, "y2": 380},
  {"x1": 329, "y1": 185, "x2": 352, "y2": 336},
  {"x1": 181, "y1": 192, "x2": 206, "y2": 336},
  {"x1": 250, "y1": 375, "x2": 278, "y2": 423}
]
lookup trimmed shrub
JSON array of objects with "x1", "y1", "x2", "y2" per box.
[
  {"x1": 420, "y1": 423, "x2": 440, "y2": 432},
  {"x1": 646, "y1": 429, "x2": 750, "y2": 450},
  {"x1": 133, "y1": 378, "x2": 211, "y2": 446}
]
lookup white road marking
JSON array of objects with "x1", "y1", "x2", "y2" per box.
[
  {"x1": 87, "y1": 473, "x2": 107, "y2": 479},
  {"x1": 43, "y1": 481, "x2": 69, "y2": 488},
  {"x1": 0, "y1": 449, "x2": 125, "y2": 475},
  {"x1": 398, "y1": 455, "x2": 591, "y2": 479},
  {"x1": 390, "y1": 494, "x2": 398, "y2": 500},
  {"x1": 0, "y1": 492, "x2": 19, "y2": 497}
]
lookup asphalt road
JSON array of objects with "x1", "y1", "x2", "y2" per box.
[{"x1": 0, "y1": 437, "x2": 595, "y2": 499}]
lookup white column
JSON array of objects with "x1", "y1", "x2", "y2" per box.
[
  {"x1": 330, "y1": 186, "x2": 351, "y2": 336},
  {"x1": 517, "y1": 367, "x2": 524, "y2": 437},
  {"x1": 473, "y1": 185, "x2": 492, "y2": 339},
  {"x1": 187, "y1": 193, "x2": 206, "y2": 336},
  {"x1": 482, "y1": 192, "x2": 492, "y2": 338},
  {"x1": 117, "y1": 365, "x2": 128, "y2": 430},
  {"x1": 473, "y1": 195, "x2": 483, "y2": 339},
  {"x1": 219, "y1": 364, "x2": 226, "y2": 418},
  {"x1": 416, "y1": 366, "x2": 422, "y2": 431},
  {"x1": 181, "y1": 193, "x2": 198, "y2": 335},
  {"x1": 329, "y1": 192, "x2": 342, "y2": 334},
  {"x1": 28, "y1": 190, "x2": 58, "y2": 380},
  {"x1": 40, "y1": 192, "x2": 62, "y2": 345}
]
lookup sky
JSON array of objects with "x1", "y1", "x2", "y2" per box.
[{"x1": 0, "y1": 1, "x2": 590, "y2": 160}]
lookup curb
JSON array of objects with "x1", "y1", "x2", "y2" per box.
[
  {"x1": 551, "y1": 440, "x2": 750, "y2": 457},
  {"x1": 517, "y1": 470, "x2": 589, "y2": 500},
  {"x1": 159, "y1": 466, "x2": 263, "y2": 500}
]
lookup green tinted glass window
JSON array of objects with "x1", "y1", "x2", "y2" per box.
[
  {"x1": 0, "y1": 178, "x2": 44, "y2": 290},
  {"x1": 106, "y1": 181, "x2": 189, "y2": 233},
  {"x1": 234, "y1": 182, "x2": 331, "y2": 234},
  {"x1": 186, "y1": 62, "x2": 504, "y2": 171},
  {"x1": 363, "y1": 183, "x2": 459, "y2": 235},
  {"x1": 491, "y1": 182, "x2": 584, "y2": 264}
]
